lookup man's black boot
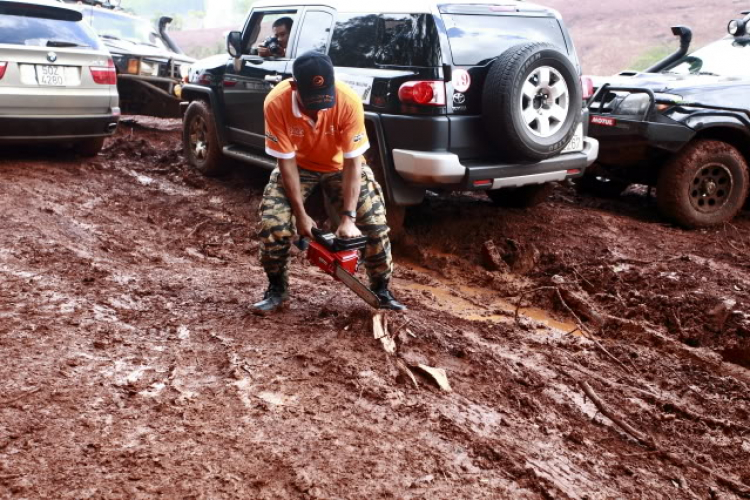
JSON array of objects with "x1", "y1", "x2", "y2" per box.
[
  {"x1": 251, "y1": 275, "x2": 289, "y2": 314},
  {"x1": 371, "y1": 279, "x2": 407, "y2": 311}
]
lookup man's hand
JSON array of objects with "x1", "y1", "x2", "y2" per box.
[
  {"x1": 297, "y1": 213, "x2": 317, "y2": 239},
  {"x1": 258, "y1": 46, "x2": 271, "y2": 57},
  {"x1": 336, "y1": 216, "x2": 362, "y2": 239}
]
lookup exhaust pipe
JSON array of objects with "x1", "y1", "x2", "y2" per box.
[
  {"x1": 107, "y1": 123, "x2": 118, "y2": 133},
  {"x1": 645, "y1": 26, "x2": 692, "y2": 73},
  {"x1": 158, "y1": 16, "x2": 184, "y2": 55}
]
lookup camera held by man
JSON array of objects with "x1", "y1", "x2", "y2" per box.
[{"x1": 256, "y1": 17, "x2": 293, "y2": 58}]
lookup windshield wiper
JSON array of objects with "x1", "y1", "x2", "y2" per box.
[
  {"x1": 100, "y1": 34, "x2": 130, "y2": 43},
  {"x1": 46, "y1": 40, "x2": 86, "y2": 48}
]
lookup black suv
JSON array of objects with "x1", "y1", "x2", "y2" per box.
[
  {"x1": 584, "y1": 13, "x2": 750, "y2": 228},
  {"x1": 180, "y1": 0, "x2": 598, "y2": 226},
  {"x1": 64, "y1": 0, "x2": 195, "y2": 118}
]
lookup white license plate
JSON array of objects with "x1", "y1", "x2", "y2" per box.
[
  {"x1": 36, "y1": 65, "x2": 66, "y2": 86},
  {"x1": 562, "y1": 124, "x2": 584, "y2": 153}
]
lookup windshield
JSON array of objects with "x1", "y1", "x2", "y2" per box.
[
  {"x1": 88, "y1": 9, "x2": 167, "y2": 49},
  {"x1": 664, "y1": 38, "x2": 750, "y2": 78},
  {"x1": 443, "y1": 14, "x2": 568, "y2": 66},
  {"x1": 0, "y1": 10, "x2": 101, "y2": 49}
]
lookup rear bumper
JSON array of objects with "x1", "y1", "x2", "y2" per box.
[
  {"x1": 0, "y1": 111, "x2": 120, "y2": 142},
  {"x1": 392, "y1": 137, "x2": 599, "y2": 190}
]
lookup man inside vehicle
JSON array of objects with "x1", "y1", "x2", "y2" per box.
[
  {"x1": 257, "y1": 17, "x2": 293, "y2": 58},
  {"x1": 252, "y1": 51, "x2": 407, "y2": 314}
]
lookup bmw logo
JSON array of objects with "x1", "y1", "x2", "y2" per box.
[{"x1": 47, "y1": 52, "x2": 57, "y2": 63}]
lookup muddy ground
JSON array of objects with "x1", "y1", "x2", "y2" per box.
[{"x1": 1, "y1": 118, "x2": 749, "y2": 499}]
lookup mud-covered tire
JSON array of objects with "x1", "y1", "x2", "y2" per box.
[
  {"x1": 486, "y1": 184, "x2": 553, "y2": 208},
  {"x1": 657, "y1": 140, "x2": 749, "y2": 228},
  {"x1": 75, "y1": 137, "x2": 105, "y2": 157},
  {"x1": 483, "y1": 43, "x2": 581, "y2": 162},
  {"x1": 183, "y1": 100, "x2": 226, "y2": 176}
]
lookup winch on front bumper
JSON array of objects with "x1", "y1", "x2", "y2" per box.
[{"x1": 587, "y1": 86, "x2": 696, "y2": 167}]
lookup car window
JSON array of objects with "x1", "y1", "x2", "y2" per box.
[
  {"x1": 245, "y1": 11, "x2": 297, "y2": 58},
  {"x1": 295, "y1": 10, "x2": 333, "y2": 56},
  {"x1": 87, "y1": 8, "x2": 167, "y2": 50},
  {"x1": 663, "y1": 38, "x2": 750, "y2": 78},
  {"x1": 329, "y1": 13, "x2": 441, "y2": 68},
  {"x1": 0, "y1": 6, "x2": 101, "y2": 49},
  {"x1": 442, "y1": 14, "x2": 568, "y2": 66}
]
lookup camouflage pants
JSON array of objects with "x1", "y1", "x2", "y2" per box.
[{"x1": 258, "y1": 166, "x2": 393, "y2": 284}]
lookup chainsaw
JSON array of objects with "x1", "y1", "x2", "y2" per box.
[{"x1": 297, "y1": 228, "x2": 380, "y2": 308}]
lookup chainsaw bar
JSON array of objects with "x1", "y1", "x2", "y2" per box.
[{"x1": 334, "y1": 265, "x2": 380, "y2": 309}]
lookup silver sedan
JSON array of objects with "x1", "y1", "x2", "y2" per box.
[{"x1": 0, "y1": 0, "x2": 120, "y2": 156}]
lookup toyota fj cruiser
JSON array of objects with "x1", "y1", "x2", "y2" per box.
[
  {"x1": 584, "y1": 12, "x2": 750, "y2": 228},
  {"x1": 63, "y1": 0, "x2": 194, "y2": 118},
  {"x1": 180, "y1": 0, "x2": 599, "y2": 227}
]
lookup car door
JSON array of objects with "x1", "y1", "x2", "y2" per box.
[
  {"x1": 291, "y1": 8, "x2": 335, "y2": 58},
  {"x1": 223, "y1": 9, "x2": 299, "y2": 149}
]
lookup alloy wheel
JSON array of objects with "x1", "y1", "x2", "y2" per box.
[
  {"x1": 689, "y1": 163, "x2": 733, "y2": 213},
  {"x1": 519, "y1": 66, "x2": 570, "y2": 138}
]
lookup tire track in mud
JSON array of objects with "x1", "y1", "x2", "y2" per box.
[{"x1": 1, "y1": 120, "x2": 749, "y2": 499}]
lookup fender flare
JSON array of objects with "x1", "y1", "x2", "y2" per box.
[
  {"x1": 364, "y1": 112, "x2": 426, "y2": 206},
  {"x1": 181, "y1": 84, "x2": 228, "y2": 147}
]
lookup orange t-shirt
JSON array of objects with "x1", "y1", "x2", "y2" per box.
[{"x1": 264, "y1": 80, "x2": 370, "y2": 173}]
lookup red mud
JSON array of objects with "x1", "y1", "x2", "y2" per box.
[{"x1": 1, "y1": 118, "x2": 749, "y2": 499}]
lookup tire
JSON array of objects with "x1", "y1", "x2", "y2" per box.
[
  {"x1": 75, "y1": 137, "x2": 105, "y2": 157},
  {"x1": 486, "y1": 183, "x2": 553, "y2": 208},
  {"x1": 183, "y1": 100, "x2": 226, "y2": 176},
  {"x1": 657, "y1": 139, "x2": 749, "y2": 228},
  {"x1": 483, "y1": 42, "x2": 582, "y2": 162}
]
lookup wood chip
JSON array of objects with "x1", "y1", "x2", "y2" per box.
[{"x1": 414, "y1": 364, "x2": 452, "y2": 392}]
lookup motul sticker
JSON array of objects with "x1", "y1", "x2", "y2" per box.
[{"x1": 591, "y1": 116, "x2": 617, "y2": 127}]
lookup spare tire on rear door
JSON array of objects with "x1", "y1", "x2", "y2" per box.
[{"x1": 483, "y1": 42, "x2": 582, "y2": 162}]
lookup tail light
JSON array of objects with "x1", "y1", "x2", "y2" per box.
[
  {"x1": 0, "y1": 62, "x2": 7, "y2": 80},
  {"x1": 398, "y1": 81, "x2": 446, "y2": 106},
  {"x1": 91, "y1": 58, "x2": 117, "y2": 85},
  {"x1": 581, "y1": 76, "x2": 594, "y2": 101}
]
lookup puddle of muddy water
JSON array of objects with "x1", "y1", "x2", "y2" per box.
[{"x1": 400, "y1": 264, "x2": 576, "y2": 333}]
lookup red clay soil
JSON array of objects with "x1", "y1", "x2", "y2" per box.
[{"x1": 1, "y1": 118, "x2": 749, "y2": 499}]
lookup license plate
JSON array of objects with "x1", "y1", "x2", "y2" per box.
[
  {"x1": 36, "y1": 65, "x2": 66, "y2": 86},
  {"x1": 562, "y1": 124, "x2": 584, "y2": 153}
]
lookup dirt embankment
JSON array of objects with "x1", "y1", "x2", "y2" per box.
[{"x1": 1, "y1": 119, "x2": 749, "y2": 499}]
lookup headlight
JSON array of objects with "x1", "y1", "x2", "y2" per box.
[
  {"x1": 614, "y1": 93, "x2": 651, "y2": 116},
  {"x1": 139, "y1": 61, "x2": 160, "y2": 77},
  {"x1": 728, "y1": 19, "x2": 747, "y2": 37}
]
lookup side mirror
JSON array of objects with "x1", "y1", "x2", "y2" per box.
[{"x1": 227, "y1": 31, "x2": 242, "y2": 58}]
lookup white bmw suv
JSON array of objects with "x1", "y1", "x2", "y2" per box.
[{"x1": 0, "y1": 0, "x2": 119, "y2": 156}]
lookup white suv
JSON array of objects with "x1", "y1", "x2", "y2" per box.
[{"x1": 0, "y1": 0, "x2": 119, "y2": 156}]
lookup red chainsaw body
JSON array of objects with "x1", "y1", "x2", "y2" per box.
[{"x1": 308, "y1": 241, "x2": 360, "y2": 277}]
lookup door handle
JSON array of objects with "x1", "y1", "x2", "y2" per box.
[{"x1": 264, "y1": 74, "x2": 282, "y2": 83}]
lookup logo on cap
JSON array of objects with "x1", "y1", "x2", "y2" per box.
[{"x1": 312, "y1": 76, "x2": 325, "y2": 88}]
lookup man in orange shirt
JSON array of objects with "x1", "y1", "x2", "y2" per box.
[{"x1": 252, "y1": 51, "x2": 406, "y2": 314}]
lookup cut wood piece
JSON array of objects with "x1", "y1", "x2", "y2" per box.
[
  {"x1": 396, "y1": 359, "x2": 419, "y2": 389},
  {"x1": 372, "y1": 312, "x2": 396, "y2": 354},
  {"x1": 415, "y1": 364, "x2": 452, "y2": 392}
]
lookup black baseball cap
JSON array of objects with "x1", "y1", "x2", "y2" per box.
[{"x1": 293, "y1": 51, "x2": 336, "y2": 110}]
